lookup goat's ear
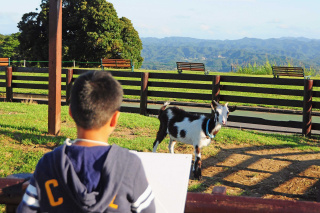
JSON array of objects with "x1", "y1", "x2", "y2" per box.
[
  {"x1": 228, "y1": 106, "x2": 237, "y2": 112},
  {"x1": 211, "y1": 100, "x2": 219, "y2": 109}
]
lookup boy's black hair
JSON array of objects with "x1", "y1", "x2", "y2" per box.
[{"x1": 70, "y1": 71, "x2": 123, "y2": 129}]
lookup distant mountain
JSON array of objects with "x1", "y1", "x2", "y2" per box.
[{"x1": 140, "y1": 37, "x2": 320, "y2": 72}]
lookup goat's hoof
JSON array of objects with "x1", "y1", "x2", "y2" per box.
[
  {"x1": 193, "y1": 169, "x2": 202, "y2": 181},
  {"x1": 193, "y1": 174, "x2": 202, "y2": 181}
]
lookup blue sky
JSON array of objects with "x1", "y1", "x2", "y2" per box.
[{"x1": 1, "y1": 0, "x2": 320, "y2": 40}]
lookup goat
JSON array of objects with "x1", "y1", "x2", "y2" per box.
[{"x1": 152, "y1": 100, "x2": 236, "y2": 180}]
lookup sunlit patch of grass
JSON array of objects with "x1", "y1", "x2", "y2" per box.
[{"x1": 188, "y1": 182, "x2": 204, "y2": 192}]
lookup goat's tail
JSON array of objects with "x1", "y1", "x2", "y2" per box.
[{"x1": 159, "y1": 101, "x2": 170, "y2": 117}]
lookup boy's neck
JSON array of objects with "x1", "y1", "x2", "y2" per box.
[
  {"x1": 75, "y1": 126, "x2": 110, "y2": 147},
  {"x1": 73, "y1": 139, "x2": 109, "y2": 147}
]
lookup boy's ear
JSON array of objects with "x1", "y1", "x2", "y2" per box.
[
  {"x1": 110, "y1": 111, "x2": 120, "y2": 127},
  {"x1": 69, "y1": 106, "x2": 73, "y2": 118}
]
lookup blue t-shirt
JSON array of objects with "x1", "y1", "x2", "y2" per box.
[{"x1": 65, "y1": 145, "x2": 111, "y2": 193}]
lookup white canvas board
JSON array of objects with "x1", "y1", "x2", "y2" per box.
[{"x1": 131, "y1": 152, "x2": 192, "y2": 213}]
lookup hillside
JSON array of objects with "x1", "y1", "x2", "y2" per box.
[{"x1": 140, "y1": 37, "x2": 320, "y2": 72}]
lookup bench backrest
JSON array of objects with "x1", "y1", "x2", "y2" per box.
[
  {"x1": 0, "y1": 58, "x2": 10, "y2": 67},
  {"x1": 272, "y1": 66, "x2": 304, "y2": 78},
  {"x1": 101, "y1": 59, "x2": 133, "y2": 71},
  {"x1": 176, "y1": 62, "x2": 206, "y2": 74}
]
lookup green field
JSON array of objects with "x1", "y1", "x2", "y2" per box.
[
  {"x1": 1, "y1": 101, "x2": 319, "y2": 178},
  {"x1": 1, "y1": 70, "x2": 320, "y2": 211},
  {"x1": 1, "y1": 101, "x2": 320, "y2": 212}
]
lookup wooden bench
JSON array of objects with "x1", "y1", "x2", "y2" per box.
[
  {"x1": 0, "y1": 58, "x2": 10, "y2": 67},
  {"x1": 0, "y1": 174, "x2": 320, "y2": 213},
  {"x1": 185, "y1": 186, "x2": 320, "y2": 213},
  {"x1": 2, "y1": 176, "x2": 319, "y2": 213},
  {"x1": 0, "y1": 174, "x2": 31, "y2": 213},
  {"x1": 176, "y1": 62, "x2": 207, "y2": 74},
  {"x1": 101, "y1": 59, "x2": 134, "y2": 71},
  {"x1": 272, "y1": 66, "x2": 309, "y2": 79}
]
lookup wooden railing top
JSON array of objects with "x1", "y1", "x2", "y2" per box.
[{"x1": 1, "y1": 178, "x2": 319, "y2": 213}]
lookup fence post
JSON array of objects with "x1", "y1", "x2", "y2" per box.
[
  {"x1": 6, "y1": 67, "x2": 13, "y2": 102},
  {"x1": 66, "y1": 69, "x2": 73, "y2": 105},
  {"x1": 212, "y1": 75, "x2": 220, "y2": 102},
  {"x1": 212, "y1": 75, "x2": 221, "y2": 115},
  {"x1": 48, "y1": 0, "x2": 62, "y2": 136},
  {"x1": 140, "y1": 72, "x2": 149, "y2": 115},
  {"x1": 302, "y1": 79, "x2": 313, "y2": 137}
]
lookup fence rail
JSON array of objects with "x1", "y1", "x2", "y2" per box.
[{"x1": 1, "y1": 67, "x2": 320, "y2": 136}]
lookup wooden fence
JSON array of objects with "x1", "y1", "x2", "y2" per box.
[{"x1": 1, "y1": 67, "x2": 320, "y2": 136}]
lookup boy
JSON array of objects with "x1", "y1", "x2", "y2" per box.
[{"x1": 17, "y1": 71, "x2": 155, "y2": 213}]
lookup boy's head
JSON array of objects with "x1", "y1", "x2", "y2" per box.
[{"x1": 70, "y1": 71, "x2": 123, "y2": 129}]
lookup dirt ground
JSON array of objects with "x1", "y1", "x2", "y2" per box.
[
  {"x1": 182, "y1": 144, "x2": 320, "y2": 202},
  {"x1": 17, "y1": 141, "x2": 320, "y2": 202}
]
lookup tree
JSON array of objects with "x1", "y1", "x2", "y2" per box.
[
  {"x1": 17, "y1": 0, "x2": 143, "y2": 68},
  {"x1": 119, "y1": 17, "x2": 143, "y2": 68},
  {"x1": 0, "y1": 33, "x2": 21, "y2": 58},
  {"x1": 18, "y1": 8, "x2": 49, "y2": 62}
]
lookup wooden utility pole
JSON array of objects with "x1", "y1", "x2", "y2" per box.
[{"x1": 48, "y1": 0, "x2": 62, "y2": 135}]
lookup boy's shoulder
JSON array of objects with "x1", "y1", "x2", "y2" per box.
[{"x1": 107, "y1": 144, "x2": 142, "y2": 165}]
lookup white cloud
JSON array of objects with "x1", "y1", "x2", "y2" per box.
[
  {"x1": 200, "y1": 25, "x2": 210, "y2": 31},
  {"x1": 268, "y1": 19, "x2": 281, "y2": 24},
  {"x1": 278, "y1": 24, "x2": 290, "y2": 29}
]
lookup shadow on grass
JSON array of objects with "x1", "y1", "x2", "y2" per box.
[{"x1": 0, "y1": 124, "x2": 66, "y2": 147}]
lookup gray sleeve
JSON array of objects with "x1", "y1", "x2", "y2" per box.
[{"x1": 16, "y1": 177, "x2": 40, "y2": 213}]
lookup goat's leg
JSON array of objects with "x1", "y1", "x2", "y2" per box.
[
  {"x1": 168, "y1": 138, "x2": 176, "y2": 154},
  {"x1": 192, "y1": 146, "x2": 202, "y2": 171},
  {"x1": 193, "y1": 145, "x2": 202, "y2": 180},
  {"x1": 153, "y1": 122, "x2": 167, "y2": 153}
]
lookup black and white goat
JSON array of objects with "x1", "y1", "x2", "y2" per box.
[{"x1": 152, "y1": 100, "x2": 236, "y2": 180}]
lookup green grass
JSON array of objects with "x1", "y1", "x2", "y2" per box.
[
  {"x1": 1, "y1": 101, "x2": 319, "y2": 178},
  {"x1": 0, "y1": 101, "x2": 320, "y2": 211}
]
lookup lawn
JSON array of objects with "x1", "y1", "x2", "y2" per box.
[
  {"x1": 1, "y1": 90, "x2": 320, "y2": 212},
  {"x1": 0, "y1": 101, "x2": 319, "y2": 176}
]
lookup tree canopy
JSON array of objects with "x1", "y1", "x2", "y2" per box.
[
  {"x1": 0, "y1": 33, "x2": 20, "y2": 58},
  {"x1": 17, "y1": 0, "x2": 143, "y2": 68}
]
